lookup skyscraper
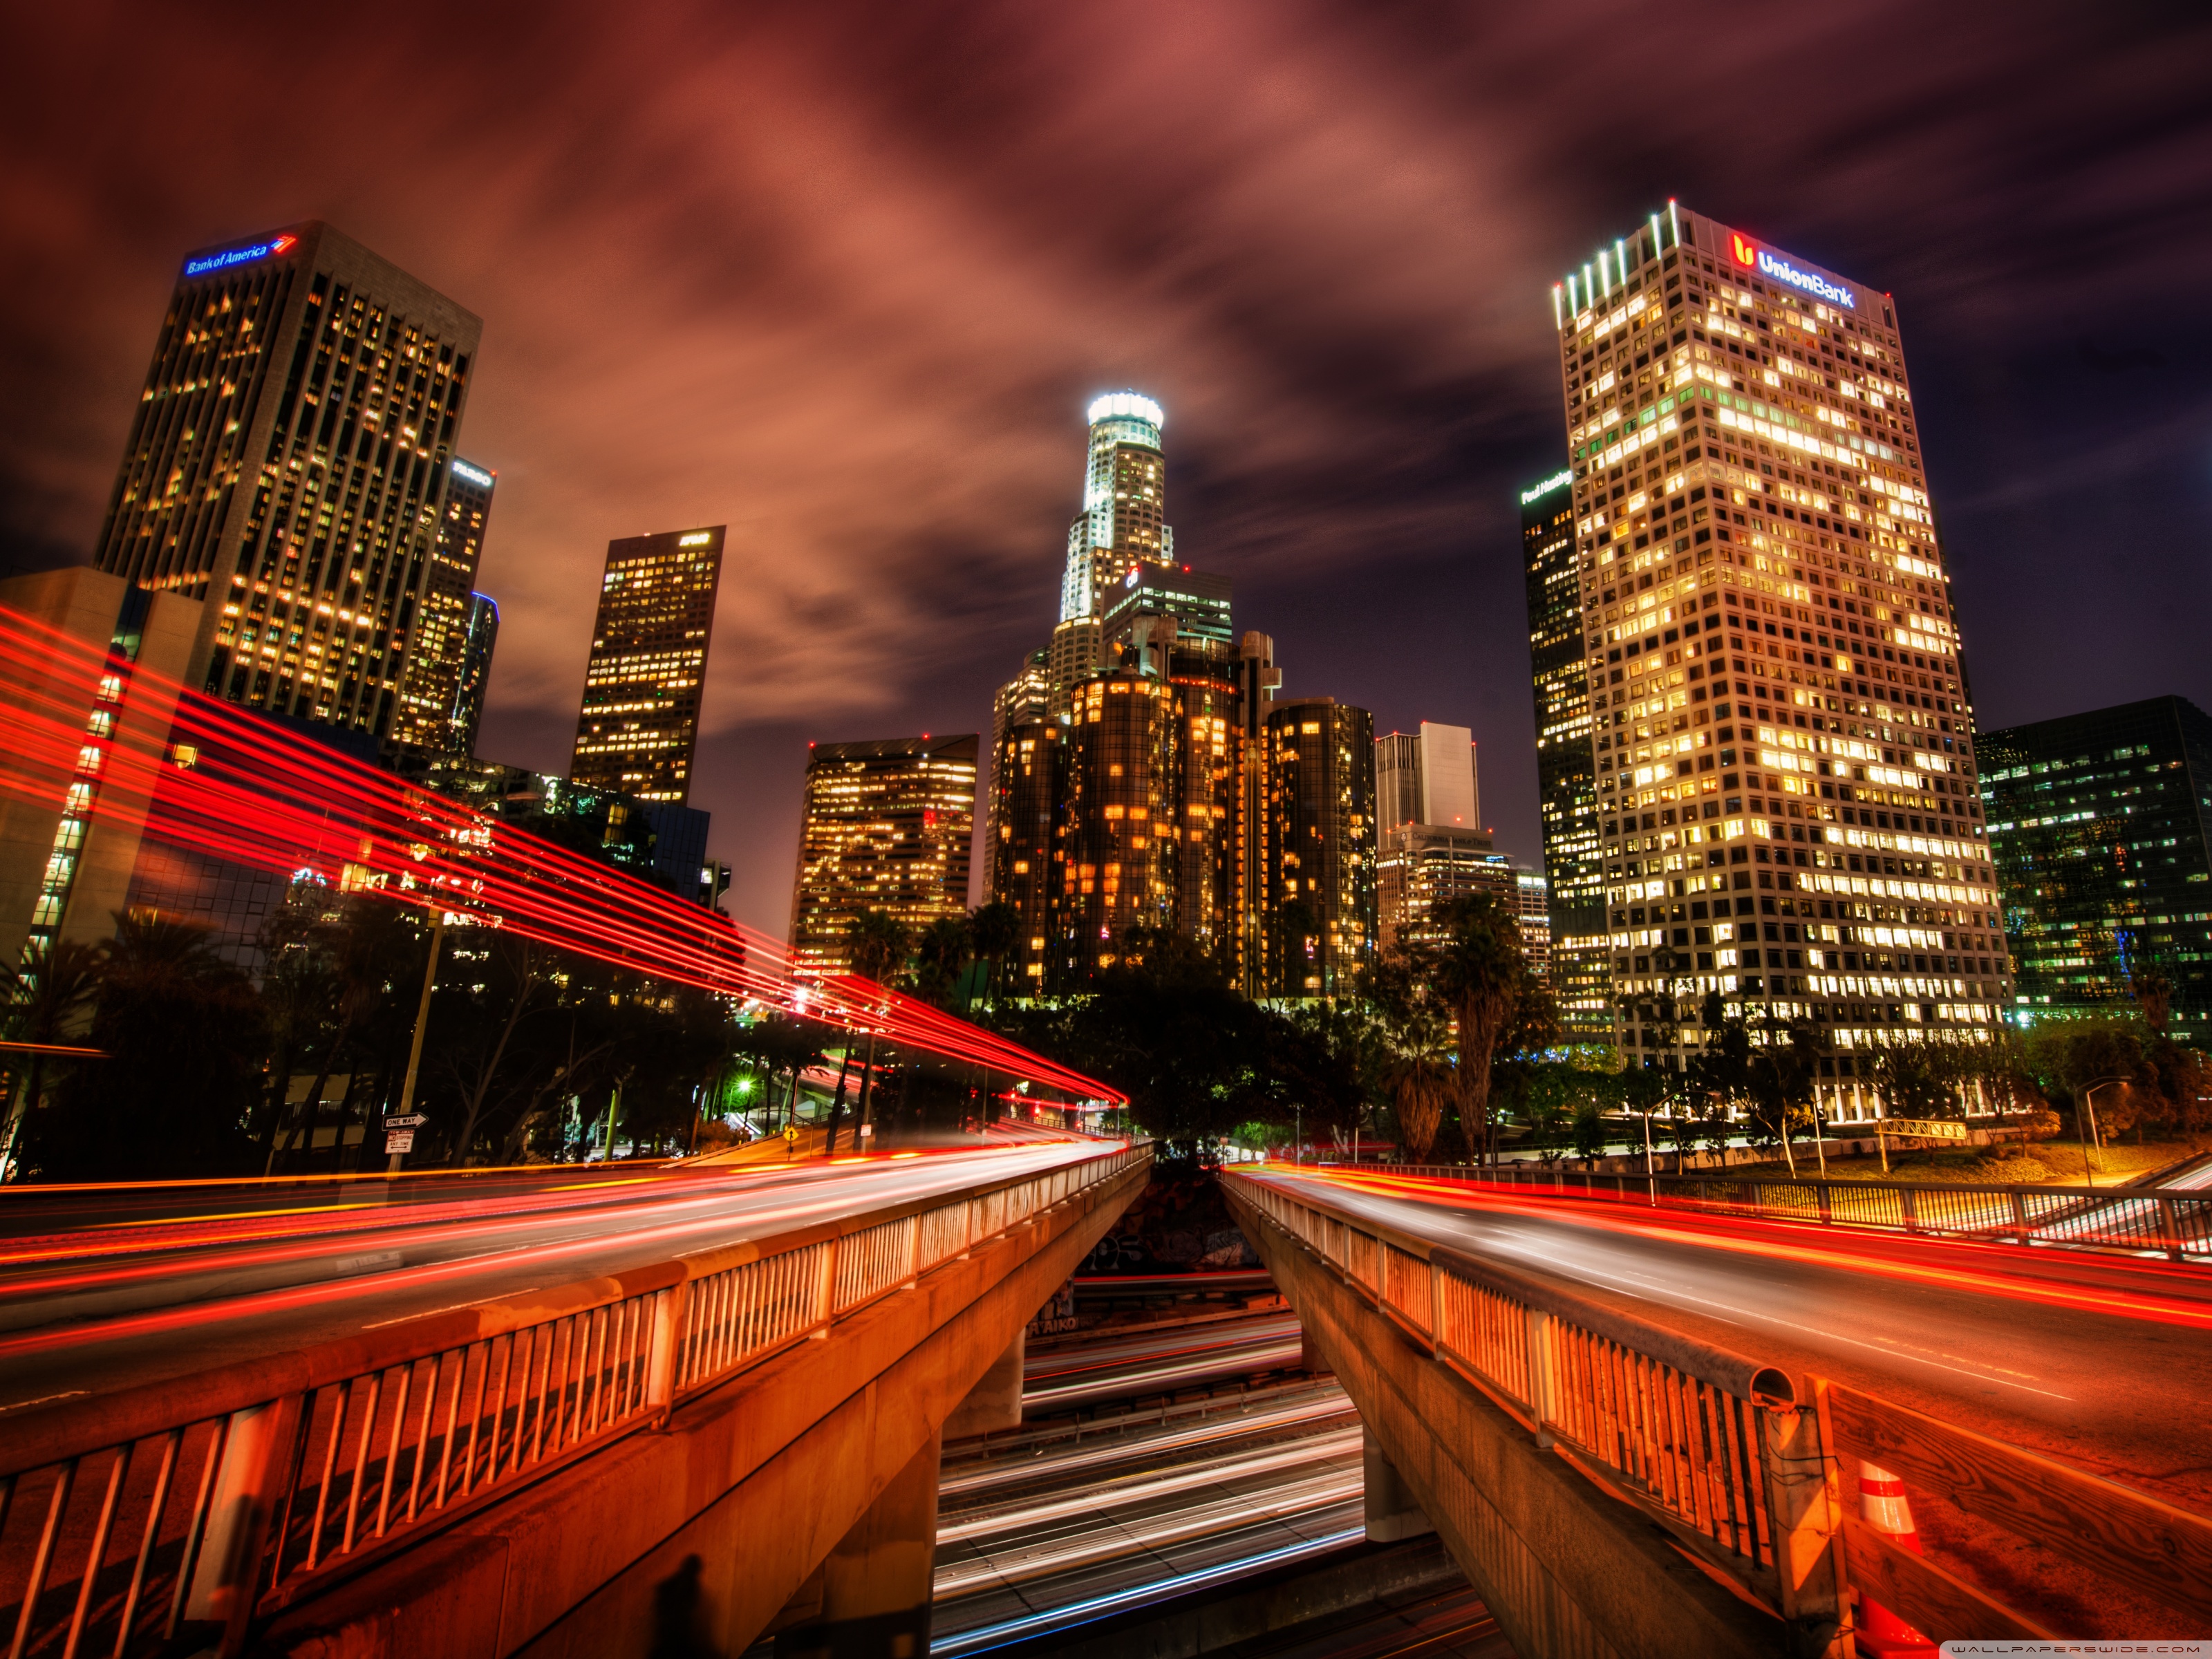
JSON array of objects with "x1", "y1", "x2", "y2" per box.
[
  {"x1": 1981, "y1": 697, "x2": 2211, "y2": 1043},
  {"x1": 94, "y1": 223, "x2": 482, "y2": 742},
  {"x1": 988, "y1": 722, "x2": 1064, "y2": 989},
  {"x1": 570, "y1": 525, "x2": 724, "y2": 803},
  {"x1": 1261, "y1": 698, "x2": 1377, "y2": 997},
  {"x1": 1056, "y1": 674, "x2": 1183, "y2": 973},
  {"x1": 1058, "y1": 393, "x2": 1172, "y2": 624},
  {"x1": 394, "y1": 457, "x2": 496, "y2": 752},
  {"x1": 789, "y1": 735, "x2": 978, "y2": 979},
  {"x1": 1372, "y1": 723, "x2": 1480, "y2": 832},
  {"x1": 449, "y1": 594, "x2": 498, "y2": 758},
  {"x1": 1551, "y1": 203, "x2": 2008, "y2": 1109},
  {"x1": 1521, "y1": 465, "x2": 1610, "y2": 1038}
]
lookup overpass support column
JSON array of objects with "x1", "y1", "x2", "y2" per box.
[
  {"x1": 775, "y1": 1427, "x2": 942, "y2": 1659},
  {"x1": 1363, "y1": 1426, "x2": 1436, "y2": 1544},
  {"x1": 943, "y1": 1329, "x2": 1024, "y2": 1438}
]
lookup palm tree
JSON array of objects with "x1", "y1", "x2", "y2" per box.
[
  {"x1": 968, "y1": 901, "x2": 1020, "y2": 1003},
  {"x1": 845, "y1": 910, "x2": 911, "y2": 1145},
  {"x1": 914, "y1": 915, "x2": 973, "y2": 1009},
  {"x1": 1427, "y1": 892, "x2": 1527, "y2": 1163},
  {"x1": 0, "y1": 940, "x2": 103, "y2": 1180}
]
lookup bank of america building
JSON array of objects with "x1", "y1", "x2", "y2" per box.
[{"x1": 1550, "y1": 203, "x2": 2011, "y2": 1115}]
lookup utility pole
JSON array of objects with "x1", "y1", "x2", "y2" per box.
[{"x1": 389, "y1": 912, "x2": 446, "y2": 1174}]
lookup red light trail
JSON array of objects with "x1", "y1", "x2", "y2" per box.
[
  {"x1": 1270, "y1": 1164, "x2": 2212, "y2": 1333},
  {"x1": 0, "y1": 605, "x2": 1123, "y2": 1106}
]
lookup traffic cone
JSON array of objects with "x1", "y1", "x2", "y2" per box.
[{"x1": 1855, "y1": 1460, "x2": 1938, "y2": 1658}]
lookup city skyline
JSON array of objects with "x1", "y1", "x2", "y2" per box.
[{"x1": 1, "y1": 6, "x2": 2206, "y2": 937}]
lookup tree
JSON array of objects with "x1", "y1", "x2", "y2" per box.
[
  {"x1": 0, "y1": 939, "x2": 102, "y2": 1179},
  {"x1": 271, "y1": 897, "x2": 424, "y2": 1171},
  {"x1": 26, "y1": 915, "x2": 268, "y2": 1181},
  {"x1": 968, "y1": 901, "x2": 1021, "y2": 1004},
  {"x1": 913, "y1": 915, "x2": 973, "y2": 1009},
  {"x1": 1426, "y1": 892, "x2": 1530, "y2": 1163},
  {"x1": 847, "y1": 910, "x2": 912, "y2": 988}
]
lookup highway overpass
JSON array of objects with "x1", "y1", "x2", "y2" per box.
[
  {"x1": 0, "y1": 1138, "x2": 1149, "y2": 1658},
  {"x1": 1225, "y1": 1163, "x2": 2212, "y2": 1657}
]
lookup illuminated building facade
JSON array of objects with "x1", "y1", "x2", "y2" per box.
[
  {"x1": 394, "y1": 458, "x2": 496, "y2": 752},
  {"x1": 1373, "y1": 723, "x2": 1479, "y2": 833},
  {"x1": 789, "y1": 735, "x2": 977, "y2": 978},
  {"x1": 1981, "y1": 697, "x2": 2212, "y2": 1043},
  {"x1": 449, "y1": 594, "x2": 498, "y2": 758},
  {"x1": 93, "y1": 223, "x2": 482, "y2": 743},
  {"x1": 1055, "y1": 675, "x2": 1182, "y2": 973},
  {"x1": 1261, "y1": 698, "x2": 1376, "y2": 997},
  {"x1": 1058, "y1": 393, "x2": 1173, "y2": 624},
  {"x1": 1553, "y1": 203, "x2": 2009, "y2": 1109},
  {"x1": 1376, "y1": 823, "x2": 1499, "y2": 952},
  {"x1": 1521, "y1": 467, "x2": 1610, "y2": 1038},
  {"x1": 989, "y1": 722, "x2": 1063, "y2": 988},
  {"x1": 570, "y1": 525, "x2": 724, "y2": 803}
]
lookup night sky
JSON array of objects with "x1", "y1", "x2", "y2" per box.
[{"x1": 3, "y1": 3, "x2": 2208, "y2": 936}]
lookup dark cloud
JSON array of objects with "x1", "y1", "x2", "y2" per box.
[{"x1": 2, "y1": 1, "x2": 2208, "y2": 934}]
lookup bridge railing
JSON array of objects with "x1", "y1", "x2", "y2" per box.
[
  {"x1": 1345, "y1": 1160, "x2": 2207, "y2": 1260},
  {"x1": 1221, "y1": 1168, "x2": 1837, "y2": 1627},
  {"x1": 0, "y1": 1143, "x2": 1152, "y2": 1659},
  {"x1": 1240, "y1": 1164, "x2": 2212, "y2": 1644}
]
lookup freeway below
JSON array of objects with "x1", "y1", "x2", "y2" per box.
[
  {"x1": 1253, "y1": 1165, "x2": 2212, "y2": 1518},
  {"x1": 0, "y1": 1141, "x2": 1117, "y2": 1418}
]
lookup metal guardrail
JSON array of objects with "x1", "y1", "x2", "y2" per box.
[
  {"x1": 1221, "y1": 1169, "x2": 1839, "y2": 1629},
  {"x1": 0, "y1": 1145, "x2": 1151, "y2": 1658},
  {"x1": 1352, "y1": 1161, "x2": 2209, "y2": 1260},
  {"x1": 1231, "y1": 1165, "x2": 2212, "y2": 1644}
]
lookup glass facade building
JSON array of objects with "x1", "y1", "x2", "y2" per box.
[
  {"x1": 1261, "y1": 698, "x2": 1377, "y2": 997},
  {"x1": 1059, "y1": 393, "x2": 1173, "y2": 624},
  {"x1": 94, "y1": 223, "x2": 482, "y2": 744},
  {"x1": 789, "y1": 735, "x2": 978, "y2": 979},
  {"x1": 1981, "y1": 697, "x2": 2212, "y2": 1044},
  {"x1": 570, "y1": 525, "x2": 724, "y2": 803},
  {"x1": 989, "y1": 722, "x2": 1065, "y2": 988},
  {"x1": 395, "y1": 458, "x2": 496, "y2": 751},
  {"x1": 1551, "y1": 203, "x2": 2009, "y2": 1109}
]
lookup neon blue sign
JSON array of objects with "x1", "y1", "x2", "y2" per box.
[
  {"x1": 1755, "y1": 250, "x2": 1855, "y2": 310},
  {"x1": 182, "y1": 232, "x2": 298, "y2": 279}
]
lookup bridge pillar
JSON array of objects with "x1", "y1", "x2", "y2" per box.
[
  {"x1": 1362, "y1": 1425, "x2": 1435, "y2": 1544},
  {"x1": 943, "y1": 1328, "x2": 1024, "y2": 1438},
  {"x1": 774, "y1": 1429, "x2": 942, "y2": 1659}
]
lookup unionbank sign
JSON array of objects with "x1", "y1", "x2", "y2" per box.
[
  {"x1": 182, "y1": 232, "x2": 298, "y2": 279},
  {"x1": 1729, "y1": 232, "x2": 1855, "y2": 310}
]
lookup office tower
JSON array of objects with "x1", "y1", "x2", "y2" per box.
[
  {"x1": 1372, "y1": 723, "x2": 1480, "y2": 834},
  {"x1": 93, "y1": 223, "x2": 482, "y2": 742},
  {"x1": 449, "y1": 594, "x2": 498, "y2": 758},
  {"x1": 1521, "y1": 466, "x2": 1611, "y2": 1038},
  {"x1": 988, "y1": 722, "x2": 1064, "y2": 989},
  {"x1": 789, "y1": 735, "x2": 977, "y2": 979},
  {"x1": 394, "y1": 458, "x2": 496, "y2": 751},
  {"x1": 1102, "y1": 565, "x2": 1234, "y2": 655},
  {"x1": 1551, "y1": 203, "x2": 2007, "y2": 1107},
  {"x1": 1376, "y1": 824, "x2": 1501, "y2": 953},
  {"x1": 1047, "y1": 617, "x2": 1104, "y2": 722},
  {"x1": 0, "y1": 570, "x2": 205, "y2": 965},
  {"x1": 1515, "y1": 870, "x2": 1554, "y2": 985},
  {"x1": 570, "y1": 525, "x2": 724, "y2": 804},
  {"x1": 1261, "y1": 698, "x2": 1376, "y2": 997},
  {"x1": 1056, "y1": 675, "x2": 1181, "y2": 975},
  {"x1": 1058, "y1": 393, "x2": 1173, "y2": 624},
  {"x1": 1981, "y1": 697, "x2": 2212, "y2": 1042},
  {"x1": 992, "y1": 649, "x2": 1051, "y2": 752}
]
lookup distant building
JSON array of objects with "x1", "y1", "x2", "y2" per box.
[
  {"x1": 1376, "y1": 823, "x2": 1499, "y2": 953},
  {"x1": 1373, "y1": 722, "x2": 1480, "y2": 834},
  {"x1": 93, "y1": 222, "x2": 482, "y2": 744},
  {"x1": 1054, "y1": 675, "x2": 1182, "y2": 971},
  {"x1": 1519, "y1": 466, "x2": 1609, "y2": 1038},
  {"x1": 789, "y1": 735, "x2": 978, "y2": 978},
  {"x1": 402, "y1": 752, "x2": 717, "y2": 907},
  {"x1": 1982, "y1": 696, "x2": 2212, "y2": 1043},
  {"x1": 1102, "y1": 565, "x2": 1234, "y2": 653},
  {"x1": 1060, "y1": 393, "x2": 1173, "y2": 624},
  {"x1": 570, "y1": 525, "x2": 724, "y2": 803},
  {"x1": 1260, "y1": 698, "x2": 1376, "y2": 997},
  {"x1": 395, "y1": 458, "x2": 497, "y2": 752},
  {"x1": 449, "y1": 594, "x2": 498, "y2": 758}
]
